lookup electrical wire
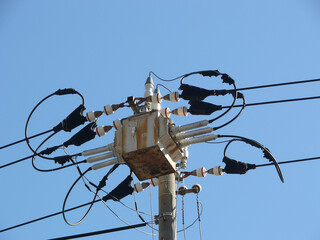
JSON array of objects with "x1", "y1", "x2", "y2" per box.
[
  {"x1": 177, "y1": 202, "x2": 204, "y2": 233},
  {"x1": 256, "y1": 156, "x2": 320, "y2": 168},
  {"x1": 208, "y1": 80, "x2": 238, "y2": 124},
  {"x1": 31, "y1": 133, "x2": 83, "y2": 172},
  {"x1": 212, "y1": 92, "x2": 246, "y2": 131},
  {"x1": 48, "y1": 223, "x2": 148, "y2": 240},
  {"x1": 150, "y1": 71, "x2": 186, "y2": 82},
  {"x1": 24, "y1": 89, "x2": 85, "y2": 161},
  {"x1": 221, "y1": 95, "x2": 320, "y2": 109},
  {"x1": 220, "y1": 136, "x2": 284, "y2": 182},
  {"x1": 237, "y1": 78, "x2": 320, "y2": 91},
  {"x1": 196, "y1": 194, "x2": 203, "y2": 240},
  {"x1": 156, "y1": 83, "x2": 172, "y2": 93},
  {"x1": 0, "y1": 129, "x2": 53, "y2": 150},
  {"x1": 62, "y1": 167, "x2": 94, "y2": 226},
  {"x1": 98, "y1": 194, "x2": 156, "y2": 236}
]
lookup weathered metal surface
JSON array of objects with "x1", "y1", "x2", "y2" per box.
[{"x1": 114, "y1": 111, "x2": 183, "y2": 180}]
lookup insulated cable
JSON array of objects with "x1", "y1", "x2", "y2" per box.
[
  {"x1": 221, "y1": 96, "x2": 320, "y2": 109},
  {"x1": 220, "y1": 136, "x2": 284, "y2": 182}
]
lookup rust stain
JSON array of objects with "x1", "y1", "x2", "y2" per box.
[
  {"x1": 154, "y1": 114, "x2": 159, "y2": 143},
  {"x1": 136, "y1": 117, "x2": 148, "y2": 149}
]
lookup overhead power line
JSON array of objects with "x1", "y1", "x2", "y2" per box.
[
  {"x1": 48, "y1": 223, "x2": 148, "y2": 240},
  {"x1": 256, "y1": 157, "x2": 320, "y2": 168},
  {"x1": 0, "y1": 130, "x2": 53, "y2": 150},
  {"x1": 237, "y1": 78, "x2": 320, "y2": 91},
  {"x1": 222, "y1": 96, "x2": 320, "y2": 108}
]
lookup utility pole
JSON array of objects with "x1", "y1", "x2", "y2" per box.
[{"x1": 158, "y1": 173, "x2": 177, "y2": 240}]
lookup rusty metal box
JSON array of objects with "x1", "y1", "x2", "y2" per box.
[{"x1": 114, "y1": 111, "x2": 182, "y2": 180}]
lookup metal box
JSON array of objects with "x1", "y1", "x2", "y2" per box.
[{"x1": 114, "y1": 111, "x2": 182, "y2": 180}]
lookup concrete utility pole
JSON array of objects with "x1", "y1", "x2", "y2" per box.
[{"x1": 158, "y1": 173, "x2": 177, "y2": 240}]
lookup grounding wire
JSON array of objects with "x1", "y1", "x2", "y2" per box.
[{"x1": 177, "y1": 201, "x2": 204, "y2": 233}]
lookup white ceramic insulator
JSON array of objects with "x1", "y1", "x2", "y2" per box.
[
  {"x1": 194, "y1": 167, "x2": 207, "y2": 177},
  {"x1": 104, "y1": 105, "x2": 114, "y2": 115},
  {"x1": 180, "y1": 147, "x2": 188, "y2": 169},
  {"x1": 179, "y1": 134, "x2": 218, "y2": 147},
  {"x1": 86, "y1": 151, "x2": 115, "y2": 163},
  {"x1": 192, "y1": 184, "x2": 202, "y2": 193},
  {"x1": 113, "y1": 119, "x2": 122, "y2": 130},
  {"x1": 160, "y1": 108, "x2": 171, "y2": 118},
  {"x1": 175, "y1": 127, "x2": 214, "y2": 140},
  {"x1": 171, "y1": 120, "x2": 209, "y2": 134},
  {"x1": 150, "y1": 178, "x2": 159, "y2": 187},
  {"x1": 81, "y1": 143, "x2": 114, "y2": 157},
  {"x1": 168, "y1": 92, "x2": 180, "y2": 102},
  {"x1": 134, "y1": 183, "x2": 144, "y2": 192},
  {"x1": 95, "y1": 126, "x2": 107, "y2": 137},
  {"x1": 91, "y1": 158, "x2": 120, "y2": 170},
  {"x1": 86, "y1": 111, "x2": 97, "y2": 122},
  {"x1": 208, "y1": 166, "x2": 223, "y2": 176},
  {"x1": 172, "y1": 106, "x2": 188, "y2": 116},
  {"x1": 152, "y1": 93, "x2": 163, "y2": 104},
  {"x1": 152, "y1": 102, "x2": 161, "y2": 111}
]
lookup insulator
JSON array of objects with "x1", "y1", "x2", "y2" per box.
[
  {"x1": 86, "y1": 111, "x2": 103, "y2": 122},
  {"x1": 104, "y1": 105, "x2": 114, "y2": 115},
  {"x1": 178, "y1": 186, "x2": 188, "y2": 195},
  {"x1": 150, "y1": 177, "x2": 159, "y2": 187},
  {"x1": 178, "y1": 134, "x2": 218, "y2": 147},
  {"x1": 134, "y1": 182, "x2": 150, "y2": 192},
  {"x1": 160, "y1": 107, "x2": 171, "y2": 118},
  {"x1": 113, "y1": 119, "x2": 122, "y2": 130},
  {"x1": 171, "y1": 106, "x2": 188, "y2": 117},
  {"x1": 152, "y1": 92, "x2": 163, "y2": 104},
  {"x1": 96, "y1": 125, "x2": 113, "y2": 137},
  {"x1": 180, "y1": 147, "x2": 189, "y2": 169},
  {"x1": 174, "y1": 127, "x2": 214, "y2": 140},
  {"x1": 163, "y1": 92, "x2": 180, "y2": 102},
  {"x1": 191, "y1": 167, "x2": 207, "y2": 177},
  {"x1": 192, "y1": 184, "x2": 202, "y2": 193},
  {"x1": 86, "y1": 151, "x2": 114, "y2": 163},
  {"x1": 207, "y1": 166, "x2": 223, "y2": 176},
  {"x1": 170, "y1": 120, "x2": 209, "y2": 134},
  {"x1": 91, "y1": 158, "x2": 122, "y2": 170},
  {"x1": 81, "y1": 143, "x2": 114, "y2": 156}
]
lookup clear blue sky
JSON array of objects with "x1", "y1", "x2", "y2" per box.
[{"x1": 1, "y1": 1, "x2": 320, "y2": 240}]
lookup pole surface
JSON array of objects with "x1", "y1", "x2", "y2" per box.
[{"x1": 158, "y1": 173, "x2": 177, "y2": 240}]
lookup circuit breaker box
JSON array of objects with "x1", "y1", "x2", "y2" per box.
[{"x1": 114, "y1": 111, "x2": 183, "y2": 181}]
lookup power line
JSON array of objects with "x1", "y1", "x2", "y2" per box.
[
  {"x1": 237, "y1": 78, "x2": 320, "y2": 91},
  {"x1": 222, "y1": 96, "x2": 320, "y2": 108},
  {"x1": 256, "y1": 157, "x2": 320, "y2": 168},
  {"x1": 0, "y1": 129, "x2": 53, "y2": 150},
  {"x1": 48, "y1": 223, "x2": 148, "y2": 240},
  {"x1": 0, "y1": 199, "x2": 101, "y2": 233}
]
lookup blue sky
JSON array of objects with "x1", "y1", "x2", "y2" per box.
[{"x1": 1, "y1": 1, "x2": 320, "y2": 240}]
